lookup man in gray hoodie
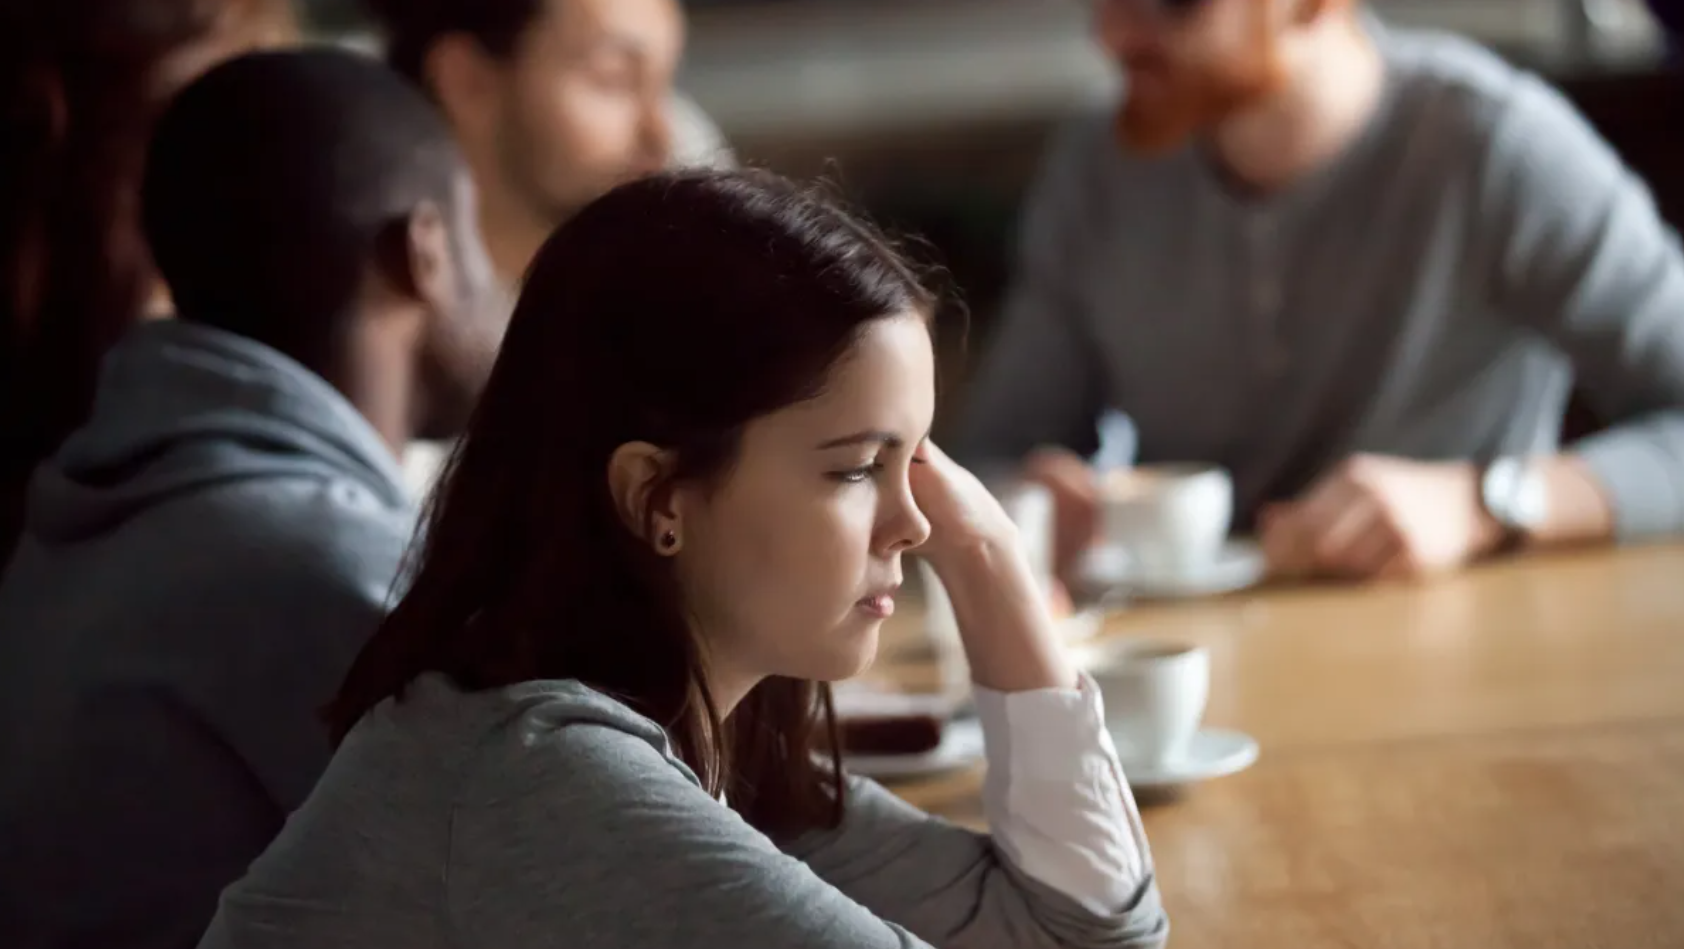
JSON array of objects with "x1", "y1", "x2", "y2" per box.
[{"x1": 0, "y1": 49, "x2": 507, "y2": 949}]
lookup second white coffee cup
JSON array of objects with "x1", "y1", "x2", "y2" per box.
[
  {"x1": 1084, "y1": 638, "x2": 1210, "y2": 767},
  {"x1": 1101, "y1": 464, "x2": 1232, "y2": 579}
]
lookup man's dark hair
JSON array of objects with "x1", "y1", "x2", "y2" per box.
[
  {"x1": 360, "y1": 0, "x2": 546, "y2": 92},
  {"x1": 141, "y1": 48, "x2": 463, "y2": 363}
]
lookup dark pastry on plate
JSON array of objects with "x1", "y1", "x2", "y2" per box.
[{"x1": 837, "y1": 713, "x2": 946, "y2": 757}]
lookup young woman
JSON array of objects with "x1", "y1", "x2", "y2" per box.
[{"x1": 197, "y1": 169, "x2": 1169, "y2": 949}]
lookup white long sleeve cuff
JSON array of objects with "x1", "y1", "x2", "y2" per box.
[{"x1": 974, "y1": 672, "x2": 1153, "y2": 916}]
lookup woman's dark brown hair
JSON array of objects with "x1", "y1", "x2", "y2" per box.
[
  {"x1": 326, "y1": 169, "x2": 937, "y2": 839},
  {"x1": 0, "y1": 0, "x2": 288, "y2": 564}
]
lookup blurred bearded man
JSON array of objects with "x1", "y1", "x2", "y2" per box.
[
  {"x1": 959, "y1": 0, "x2": 1684, "y2": 584},
  {"x1": 1112, "y1": 0, "x2": 1292, "y2": 154},
  {"x1": 362, "y1": 0, "x2": 685, "y2": 284},
  {"x1": 360, "y1": 0, "x2": 713, "y2": 497}
]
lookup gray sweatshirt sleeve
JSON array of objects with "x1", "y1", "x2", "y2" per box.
[
  {"x1": 954, "y1": 120, "x2": 1113, "y2": 465},
  {"x1": 1480, "y1": 74, "x2": 1684, "y2": 540},
  {"x1": 446, "y1": 721, "x2": 1166, "y2": 949}
]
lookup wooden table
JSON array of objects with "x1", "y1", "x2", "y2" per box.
[{"x1": 881, "y1": 546, "x2": 1684, "y2": 948}]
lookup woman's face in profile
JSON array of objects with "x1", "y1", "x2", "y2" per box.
[{"x1": 673, "y1": 314, "x2": 936, "y2": 692}]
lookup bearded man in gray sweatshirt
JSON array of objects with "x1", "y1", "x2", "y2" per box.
[{"x1": 959, "y1": 0, "x2": 1684, "y2": 582}]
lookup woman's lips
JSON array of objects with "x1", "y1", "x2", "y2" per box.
[{"x1": 856, "y1": 594, "x2": 896, "y2": 618}]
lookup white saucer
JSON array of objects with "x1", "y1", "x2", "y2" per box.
[
  {"x1": 1112, "y1": 728, "x2": 1259, "y2": 790},
  {"x1": 842, "y1": 719, "x2": 984, "y2": 781},
  {"x1": 1080, "y1": 540, "x2": 1266, "y2": 600}
]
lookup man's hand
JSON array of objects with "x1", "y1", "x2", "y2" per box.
[{"x1": 1260, "y1": 455, "x2": 1507, "y2": 582}]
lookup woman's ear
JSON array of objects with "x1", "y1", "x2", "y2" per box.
[{"x1": 606, "y1": 442, "x2": 683, "y2": 554}]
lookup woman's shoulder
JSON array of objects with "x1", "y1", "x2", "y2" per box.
[
  {"x1": 382, "y1": 673, "x2": 707, "y2": 805},
  {"x1": 436, "y1": 678, "x2": 796, "y2": 912}
]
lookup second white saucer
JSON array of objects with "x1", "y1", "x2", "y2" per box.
[
  {"x1": 1081, "y1": 539, "x2": 1266, "y2": 600},
  {"x1": 1112, "y1": 727, "x2": 1260, "y2": 791}
]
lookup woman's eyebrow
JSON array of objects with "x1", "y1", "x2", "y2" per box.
[{"x1": 814, "y1": 430, "x2": 903, "y2": 450}]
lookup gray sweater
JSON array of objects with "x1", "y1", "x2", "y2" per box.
[
  {"x1": 197, "y1": 675, "x2": 1169, "y2": 949},
  {"x1": 0, "y1": 321, "x2": 414, "y2": 949},
  {"x1": 958, "y1": 25, "x2": 1684, "y2": 538}
]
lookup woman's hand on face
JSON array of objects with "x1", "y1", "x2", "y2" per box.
[
  {"x1": 907, "y1": 441, "x2": 1019, "y2": 574},
  {"x1": 908, "y1": 442, "x2": 1077, "y2": 692}
]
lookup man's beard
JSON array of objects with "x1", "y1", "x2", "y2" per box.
[
  {"x1": 414, "y1": 279, "x2": 512, "y2": 442},
  {"x1": 493, "y1": 119, "x2": 586, "y2": 238},
  {"x1": 1115, "y1": 35, "x2": 1289, "y2": 155},
  {"x1": 501, "y1": 149, "x2": 580, "y2": 236}
]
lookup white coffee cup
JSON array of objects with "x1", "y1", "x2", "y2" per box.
[
  {"x1": 1101, "y1": 464, "x2": 1233, "y2": 579},
  {"x1": 992, "y1": 479, "x2": 1055, "y2": 595},
  {"x1": 1084, "y1": 639, "x2": 1210, "y2": 767}
]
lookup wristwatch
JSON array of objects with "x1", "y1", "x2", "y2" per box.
[{"x1": 1480, "y1": 456, "x2": 1548, "y2": 550}]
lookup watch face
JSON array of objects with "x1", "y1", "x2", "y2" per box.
[
  {"x1": 1484, "y1": 457, "x2": 1548, "y2": 531},
  {"x1": 1511, "y1": 467, "x2": 1549, "y2": 529}
]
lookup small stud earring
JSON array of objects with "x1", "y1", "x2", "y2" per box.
[{"x1": 660, "y1": 530, "x2": 678, "y2": 551}]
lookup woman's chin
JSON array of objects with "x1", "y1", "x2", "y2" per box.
[{"x1": 811, "y1": 618, "x2": 883, "y2": 683}]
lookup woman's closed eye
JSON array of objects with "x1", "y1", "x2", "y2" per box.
[{"x1": 829, "y1": 461, "x2": 886, "y2": 484}]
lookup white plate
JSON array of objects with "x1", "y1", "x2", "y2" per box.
[
  {"x1": 1114, "y1": 727, "x2": 1259, "y2": 790},
  {"x1": 1080, "y1": 539, "x2": 1266, "y2": 600},
  {"x1": 842, "y1": 718, "x2": 984, "y2": 781},
  {"x1": 831, "y1": 684, "x2": 958, "y2": 720}
]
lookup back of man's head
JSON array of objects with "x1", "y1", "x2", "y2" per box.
[{"x1": 141, "y1": 47, "x2": 466, "y2": 361}]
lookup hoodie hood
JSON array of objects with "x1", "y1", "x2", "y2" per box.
[{"x1": 27, "y1": 320, "x2": 409, "y2": 544}]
